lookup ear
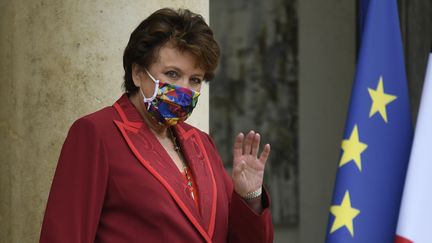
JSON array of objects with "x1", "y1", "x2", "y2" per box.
[{"x1": 131, "y1": 63, "x2": 143, "y2": 87}]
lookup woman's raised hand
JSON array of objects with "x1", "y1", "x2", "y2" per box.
[{"x1": 231, "y1": 130, "x2": 271, "y2": 197}]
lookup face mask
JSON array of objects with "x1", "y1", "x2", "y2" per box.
[{"x1": 140, "y1": 70, "x2": 200, "y2": 126}]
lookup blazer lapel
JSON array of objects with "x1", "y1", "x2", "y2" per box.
[
  {"x1": 112, "y1": 95, "x2": 212, "y2": 243},
  {"x1": 174, "y1": 124, "x2": 218, "y2": 239}
]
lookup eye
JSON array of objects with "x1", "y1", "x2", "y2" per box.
[
  {"x1": 165, "y1": 70, "x2": 179, "y2": 79},
  {"x1": 190, "y1": 77, "x2": 203, "y2": 85}
]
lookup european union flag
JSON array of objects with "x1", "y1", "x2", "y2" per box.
[{"x1": 325, "y1": 0, "x2": 413, "y2": 242}]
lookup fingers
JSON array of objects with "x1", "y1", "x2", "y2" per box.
[
  {"x1": 243, "y1": 131, "x2": 255, "y2": 155},
  {"x1": 234, "y1": 130, "x2": 270, "y2": 163},
  {"x1": 259, "y1": 144, "x2": 271, "y2": 164},
  {"x1": 233, "y1": 133, "x2": 244, "y2": 164},
  {"x1": 251, "y1": 133, "x2": 261, "y2": 156}
]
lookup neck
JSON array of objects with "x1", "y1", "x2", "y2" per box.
[{"x1": 129, "y1": 92, "x2": 168, "y2": 138}]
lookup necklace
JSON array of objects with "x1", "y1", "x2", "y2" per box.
[{"x1": 168, "y1": 127, "x2": 195, "y2": 200}]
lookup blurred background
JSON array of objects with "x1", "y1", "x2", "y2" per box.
[
  {"x1": 0, "y1": 0, "x2": 431, "y2": 242},
  {"x1": 209, "y1": 0, "x2": 431, "y2": 242}
]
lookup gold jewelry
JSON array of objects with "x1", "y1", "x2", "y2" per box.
[
  {"x1": 242, "y1": 187, "x2": 262, "y2": 200},
  {"x1": 168, "y1": 127, "x2": 195, "y2": 200}
]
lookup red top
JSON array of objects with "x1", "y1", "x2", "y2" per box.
[{"x1": 39, "y1": 94, "x2": 273, "y2": 243}]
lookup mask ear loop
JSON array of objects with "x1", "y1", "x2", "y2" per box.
[{"x1": 140, "y1": 69, "x2": 160, "y2": 110}]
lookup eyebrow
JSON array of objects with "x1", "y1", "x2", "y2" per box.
[{"x1": 164, "y1": 66, "x2": 204, "y2": 78}]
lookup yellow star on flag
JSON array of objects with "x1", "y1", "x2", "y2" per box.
[
  {"x1": 339, "y1": 125, "x2": 368, "y2": 171},
  {"x1": 368, "y1": 76, "x2": 397, "y2": 123},
  {"x1": 330, "y1": 191, "x2": 360, "y2": 237}
]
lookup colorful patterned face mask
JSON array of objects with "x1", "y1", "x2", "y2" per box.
[{"x1": 140, "y1": 70, "x2": 200, "y2": 126}]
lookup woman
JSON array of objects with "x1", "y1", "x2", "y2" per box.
[{"x1": 40, "y1": 8, "x2": 273, "y2": 243}]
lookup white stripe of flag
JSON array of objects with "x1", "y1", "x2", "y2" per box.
[{"x1": 396, "y1": 52, "x2": 432, "y2": 243}]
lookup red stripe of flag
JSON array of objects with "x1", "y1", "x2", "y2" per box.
[{"x1": 395, "y1": 235, "x2": 413, "y2": 243}]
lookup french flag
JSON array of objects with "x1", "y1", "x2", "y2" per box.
[{"x1": 395, "y1": 52, "x2": 432, "y2": 243}]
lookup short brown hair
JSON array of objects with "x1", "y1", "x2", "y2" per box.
[{"x1": 122, "y1": 8, "x2": 220, "y2": 94}]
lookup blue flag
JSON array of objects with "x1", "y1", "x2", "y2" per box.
[
  {"x1": 358, "y1": 0, "x2": 370, "y2": 37},
  {"x1": 325, "y1": 0, "x2": 413, "y2": 242}
]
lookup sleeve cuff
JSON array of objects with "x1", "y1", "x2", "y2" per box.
[
  {"x1": 232, "y1": 186, "x2": 271, "y2": 217},
  {"x1": 229, "y1": 186, "x2": 273, "y2": 243}
]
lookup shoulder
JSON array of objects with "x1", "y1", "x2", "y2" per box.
[
  {"x1": 178, "y1": 122, "x2": 204, "y2": 133},
  {"x1": 179, "y1": 122, "x2": 211, "y2": 140},
  {"x1": 178, "y1": 122, "x2": 218, "y2": 151},
  {"x1": 79, "y1": 106, "x2": 117, "y2": 125},
  {"x1": 68, "y1": 106, "x2": 117, "y2": 138}
]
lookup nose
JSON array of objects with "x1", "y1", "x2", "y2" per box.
[{"x1": 177, "y1": 78, "x2": 189, "y2": 88}]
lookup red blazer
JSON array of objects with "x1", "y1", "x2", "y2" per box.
[{"x1": 40, "y1": 94, "x2": 273, "y2": 243}]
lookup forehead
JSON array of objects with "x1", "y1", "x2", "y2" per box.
[{"x1": 152, "y1": 44, "x2": 205, "y2": 75}]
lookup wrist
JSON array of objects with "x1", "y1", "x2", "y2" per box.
[{"x1": 241, "y1": 186, "x2": 263, "y2": 201}]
